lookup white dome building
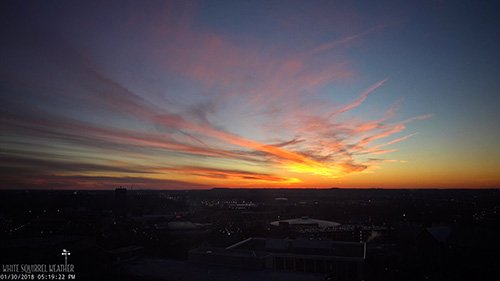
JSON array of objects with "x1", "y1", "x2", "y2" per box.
[{"x1": 270, "y1": 216, "x2": 340, "y2": 228}]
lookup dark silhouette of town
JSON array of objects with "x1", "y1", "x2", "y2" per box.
[{"x1": 1, "y1": 188, "x2": 499, "y2": 280}]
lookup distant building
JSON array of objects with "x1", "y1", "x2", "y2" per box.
[
  {"x1": 270, "y1": 216, "x2": 341, "y2": 229},
  {"x1": 189, "y1": 237, "x2": 365, "y2": 281},
  {"x1": 105, "y1": 245, "x2": 144, "y2": 264},
  {"x1": 154, "y1": 221, "x2": 211, "y2": 237},
  {"x1": 114, "y1": 187, "x2": 128, "y2": 216},
  {"x1": 115, "y1": 187, "x2": 127, "y2": 201},
  {"x1": 270, "y1": 217, "x2": 389, "y2": 243}
]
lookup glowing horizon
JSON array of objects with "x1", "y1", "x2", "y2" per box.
[{"x1": 1, "y1": 1, "x2": 499, "y2": 189}]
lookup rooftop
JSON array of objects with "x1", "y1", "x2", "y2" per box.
[
  {"x1": 270, "y1": 217, "x2": 341, "y2": 228},
  {"x1": 120, "y1": 258, "x2": 323, "y2": 281},
  {"x1": 226, "y1": 237, "x2": 365, "y2": 260}
]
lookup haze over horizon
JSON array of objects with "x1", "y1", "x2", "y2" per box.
[{"x1": 1, "y1": 0, "x2": 499, "y2": 189}]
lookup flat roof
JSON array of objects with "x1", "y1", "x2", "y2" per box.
[
  {"x1": 121, "y1": 258, "x2": 323, "y2": 281},
  {"x1": 227, "y1": 238, "x2": 365, "y2": 260},
  {"x1": 270, "y1": 217, "x2": 341, "y2": 228}
]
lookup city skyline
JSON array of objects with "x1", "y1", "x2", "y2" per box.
[{"x1": 1, "y1": 0, "x2": 499, "y2": 189}]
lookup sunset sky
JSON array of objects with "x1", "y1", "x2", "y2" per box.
[{"x1": 1, "y1": 0, "x2": 499, "y2": 189}]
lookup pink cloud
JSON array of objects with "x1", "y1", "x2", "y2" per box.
[
  {"x1": 329, "y1": 78, "x2": 388, "y2": 118},
  {"x1": 0, "y1": 12, "x2": 430, "y2": 187}
]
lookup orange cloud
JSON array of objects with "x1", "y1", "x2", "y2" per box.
[
  {"x1": 157, "y1": 166, "x2": 300, "y2": 184},
  {"x1": 0, "y1": 14, "x2": 431, "y2": 189}
]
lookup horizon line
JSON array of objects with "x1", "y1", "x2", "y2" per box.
[{"x1": 0, "y1": 187, "x2": 499, "y2": 191}]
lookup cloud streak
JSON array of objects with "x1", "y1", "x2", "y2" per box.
[{"x1": 0, "y1": 3, "x2": 430, "y2": 189}]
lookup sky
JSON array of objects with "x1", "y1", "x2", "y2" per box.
[{"x1": 1, "y1": 0, "x2": 499, "y2": 189}]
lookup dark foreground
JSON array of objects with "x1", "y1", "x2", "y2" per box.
[{"x1": 1, "y1": 188, "x2": 499, "y2": 281}]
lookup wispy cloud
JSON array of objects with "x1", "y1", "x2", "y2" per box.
[
  {"x1": 0, "y1": 6, "x2": 430, "y2": 189},
  {"x1": 307, "y1": 24, "x2": 390, "y2": 56},
  {"x1": 329, "y1": 78, "x2": 388, "y2": 118},
  {"x1": 157, "y1": 166, "x2": 299, "y2": 184}
]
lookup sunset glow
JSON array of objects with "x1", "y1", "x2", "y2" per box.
[{"x1": 1, "y1": 1, "x2": 499, "y2": 189}]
